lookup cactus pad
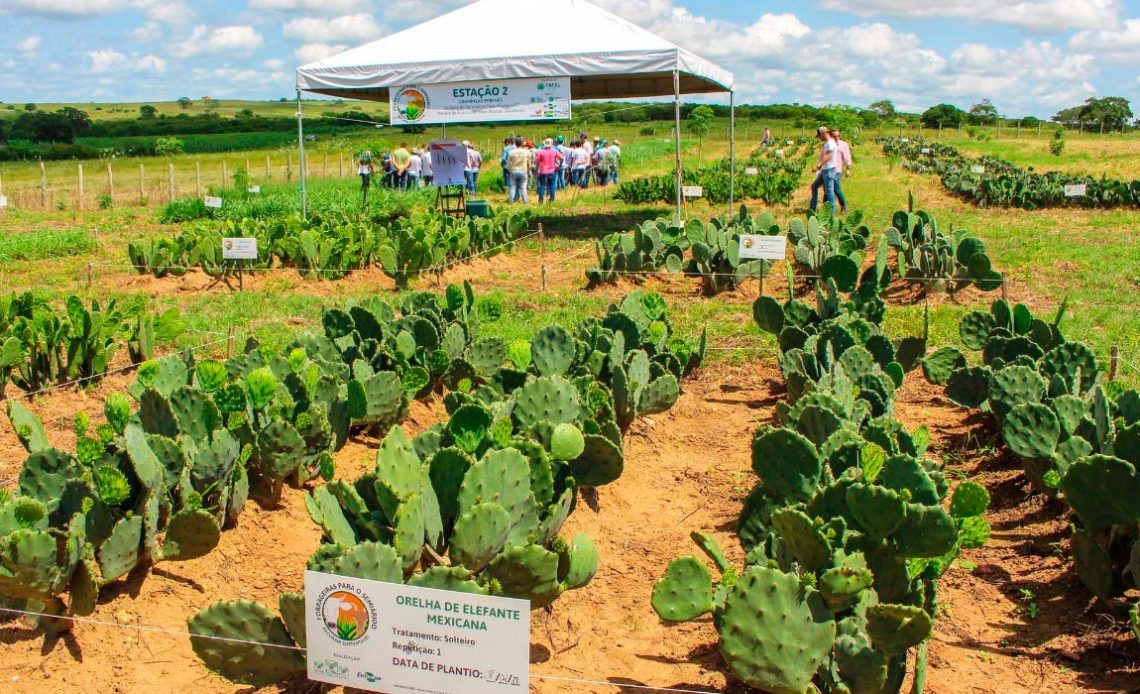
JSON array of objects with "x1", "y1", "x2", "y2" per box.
[
  {"x1": 752, "y1": 428, "x2": 822, "y2": 502},
  {"x1": 450, "y1": 503, "x2": 511, "y2": 572},
  {"x1": 1003, "y1": 402, "x2": 1060, "y2": 460},
  {"x1": 652, "y1": 556, "x2": 714, "y2": 621},
  {"x1": 188, "y1": 600, "x2": 305, "y2": 686}
]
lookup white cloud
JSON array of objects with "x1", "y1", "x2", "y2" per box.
[
  {"x1": 293, "y1": 42, "x2": 347, "y2": 64},
  {"x1": 282, "y1": 13, "x2": 383, "y2": 43},
  {"x1": 381, "y1": 0, "x2": 473, "y2": 22},
  {"x1": 819, "y1": 0, "x2": 1120, "y2": 33},
  {"x1": 170, "y1": 24, "x2": 263, "y2": 57},
  {"x1": 17, "y1": 35, "x2": 41, "y2": 55},
  {"x1": 1071, "y1": 18, "x2": 1140, "y2": 64},
  {"x1": 87, "y1": 48, "x2": 166, "y2": 73},
  {"x1": 132, "y1": 0, "x2": 191, "y2": 24},
  {"x1": 132, "y1": 20, "x2": 161, "y2": 40},
  {"x1": 135, "y1": 54, "x2": 166, "y2": 72},
  {"x1": 247, "y1": 0, "x2": 369, "y2": 14},
  {"x1": 88, "y1": 48, "x2": 126, "y2": 72},
  {"x1": 264, "y1": 58, "x2": 285, "y2": 69},
  {"x1": 0, "y1": 0, "x2": 127, "y2": 19}
]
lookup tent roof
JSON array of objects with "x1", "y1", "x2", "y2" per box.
[{"x1": 295, "y1": 0, "x2": 733, "y2": 101}]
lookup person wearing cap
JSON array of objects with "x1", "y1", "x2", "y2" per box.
[
  {"x1": 608, "y1": 139, "x2": 622, "y2": 186},
  {"x1": 809, "y1": 126, "x2": 840, "y2": 214},
  {"x1": 534, "y1": 138, "x2": 563, "y2": 203},
  {"x1": 571, "y1": 138, "x2": 591, "y2": 187},
  {"x1": 830, "y1": 128, "x2": 852, "y2": 213},
  {"x1": 406, "y1": 147, "x2": 422, "y2": 189},
  {"x1": 500, "y1": 137, "x2": 516, "y2": 189},
  {"x1": 593, "y1": 138, "x2": 612, "y2": 187},
  {"x1": 554, "y1": 135, "x2": 569, "y2": 190},
  {"x1": 420, "y1": 144, "x2": 433, "y2": 186}
]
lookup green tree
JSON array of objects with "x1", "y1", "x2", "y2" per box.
[
  {"x1": 236, "y1": 108, "x2": 255, "y2": 119},
  {"x1": 24, "y1": 103, "x2": 36, "y2": 111},
  {"x1": 868, "y1": 99, "x2": 896, "y2": 119},
  {"x1": 140, "y1": 104, "x2": 158, "y2": 119},
  {"x1": 0, "y1": 119, "x2": 7, "y2": 145},
  {"x1": 177, "y1": 96, "x2": 192, "y2": 109},
  {"x1": 1080, "y1": 96, "x2": 1133, "y2": 132},
  {"x1": 687, "y1": 104, "x2": 715, "y2": 158},
  {"x1": 58, "y1": 107, "x2": 92, "y2": 133},
  {"x1": 968, "y1": 98, "x2": 1000, "y2": 125},
  {"x1": 921, "y1": 103, "x2": 966, "y2": 129},
  {"x1": 154, "y1": 136, "x2": 186, "y2": 156}
]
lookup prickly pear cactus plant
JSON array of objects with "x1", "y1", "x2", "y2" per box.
[{"x1": 884, "y1": 208, "x2": 1002, "y2": 294}]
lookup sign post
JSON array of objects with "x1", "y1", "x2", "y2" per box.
[
  {"x1": 305, "y1": 571, "x2": 530, "y2": 693},
  {"x1": 222, "y1": 237, "x2": 257, "y2": 291},
  {"x1": 739, "y1": 234, "x2": 788, "y2": 297}
]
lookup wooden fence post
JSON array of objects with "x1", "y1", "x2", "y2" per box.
[
  {"x1": 539, "y1": 222, "x2": 547, "y2": 291},
  {"x1": 106, "y1": 163, "x2": 114, "y2": 205},
  {"x1": 222, "y1": 161, "x2": 229, "y2": 189},
  {"x1": 168, "y1": 162, "x2": 176, "y2": 201},
  {"x1": 195, "y1": 161, "x2": 201, "y2": 198},
  {"x1": 265, "y1": 155, "x2": 271, "y2": 178},
  {"x1": 287, "y1": 154, "x2": 293, "y2": 182},
  {"x1": 40, "y1": 161, "x2": 48, "y2": 207},
  {"x1": 1109, "y1": 346, "x2": 1120, "y2": 382},
  {"x1": 78, "y1": 164, "x2": 84, "y2": 209},
  {"x1": 139, "y1": 164, "x2": 145, "y2": 204},
  {"x1": 323, "y1": 152, "x2": 328, "y2": 178}
]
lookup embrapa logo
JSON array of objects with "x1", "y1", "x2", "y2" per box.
[
  {"x1": 320, "y1": 589, "x2": 375, "y2": 644},
  {"x1": 393, "y1": 87, "x2": 428, "y2": 122}
]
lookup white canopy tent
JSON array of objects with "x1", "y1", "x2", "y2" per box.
[{"x1": 293, "y1": 0, "x2": 736, "y2": 219}]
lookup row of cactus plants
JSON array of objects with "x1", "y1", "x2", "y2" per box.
[
  {"x1": 128, "y1": 209, "x2": 529, "y2": 287},
  {"x1": 884, "y1": 201, "x2": 1002, "y2": 295},
  {"x1": 649, "y1": 274, "x2": 992, "y2": 693},
  {"x1": 882, "y1": 137, "x2": 1140, "y2": 209},
  {"x1": 923, "y1": 299, "x2": 1140, "y2": 607},
  {"x1": 0, "y1": 283, "x2": 506, "y2": 634},
  {"x1": 0, "y1": 292, "x2": 186, "y2": 398},
  {"x1": 614, "y1": 155, "x2": 806, "y2": 207},
  {"x1": 177, "y1": 289, "x2": 707, "y2": 685}
]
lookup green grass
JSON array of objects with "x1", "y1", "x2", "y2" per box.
[{"x1": 0, "y1": 229, "x2": 96, "y2": 262}]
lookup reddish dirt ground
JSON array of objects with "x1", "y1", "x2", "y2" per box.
[{"x1": 1, "y1": 362, "x2": 1137, "y2": 693}]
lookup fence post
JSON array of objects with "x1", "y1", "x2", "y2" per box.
[
  {"x1": 323, "y1": 152, "x2": 328, "y2": 177},
  {"x1": 39, "y1": 161, "x2": 47, "y2": 208},
  {"x1": 222, "y1": 161, "x2": 229, "y2": 189},
  {"x1": 86, "y1": 262, "x2": 93, "y2": 289},
  {"x1": 1109, "y1": 346, "x2": 1120, "y2": 382},
  {"x1": 168, "y1": 162, "x2": 176, "y2": 201},
  {"x1": 265, "y1": 155, "x2": 271, "y2": 179},
  {"x1": 227, "y1": 326, "x2": 236, "y2": 359},
  {"x1": 106, "y1": 162, "x2": 114, "y2": 205},
  {"x1": 77, "y1": 163, "x2": 84, "y2": 209},
  {"x1": 287, "y1": 154, "x2": 293, "y2": 182},
  {"x1": 139, "y1": 164, "x2": 145, "y2": 204},
  {"x1": 339, "y1": 154, "x2": 344, "y2": 178},
  {"x1": 539, "y1": 222, "x2": 547, "y2": 291},
  {"x1": 245, "y1": 157, "x2": 251, "y2": 176}
]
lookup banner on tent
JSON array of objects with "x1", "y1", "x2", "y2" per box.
[
  {"x1": 390, "y1": 78, "x2": 571, "y2": 125},
  {"x1": 430, "y1": 141, "x2": 468, "y2": 187}
]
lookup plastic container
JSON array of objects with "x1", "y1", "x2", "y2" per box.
[{"x1": 465, "y1": 199, "x2": 491, "y2": 218}]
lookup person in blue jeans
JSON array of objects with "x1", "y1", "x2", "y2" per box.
[{"x1": 808, "y1": 126, "x2": 840, "y2": 214}]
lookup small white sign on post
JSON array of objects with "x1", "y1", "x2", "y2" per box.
[
  {"x1": 786, "y1": 139, "x2": 794, "y2": 145},
  {"x1": 430, "y1": 141, "x2": 468, "y2": 188},
  {"x1": 744, "y1": 167, "x2": 759, "y2": 176},
  {"x1": 305, "y1": 571, "x2": 530, "y2": 694},
  {"x1": 0, "y1": 195, "x2": 8, "y2": 209},
  {"x1": 222, "y1": 238, "x2": 258, "y2": 260},
  {"x1": 970, "y1": 165, "x2": 986, "y2": 174},
  {"x1": 247, "y1": 185, "x2": 261, "y2": 194},
  {"x1": 775, "y1": 149, "x2": 784, "y2": 157},
  {"x1": 1064, "y1": 184, "x2": 1087, "y2": 197},
  {"x1": 682, "y1": 186, "x2": 703, "y2": 198},
  {"x1": 204, "y1": 196, "x2": 223, "y2": 209},
  {"x1": 901, "y1": 137, "x2": 910, "y2": 143},
  {"x1": 920, "y1": 148, "x2": 931, "y2": 154},
  {"x1": 739, "y1": 235, "x2": 788, "y2": 261}
]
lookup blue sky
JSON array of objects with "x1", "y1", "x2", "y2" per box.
[{"x1": 0, "y1": 0, "x2": 1137, "y2": 117}]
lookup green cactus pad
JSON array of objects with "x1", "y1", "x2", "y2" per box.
[
  {"x1": 485, "y1": 544, "x2": 563, "y2": 607},
  {"x1": 560, "y1": 533, "x2": 599, "y2": 590},
  {"x1": 989, "y1": 365, "x2": 1046, "y2": 417},
  {"x1": 771, "y1": 508, "x2": 832, "y2": 572},
  {"x1": 945, "y1": 366, "x2": 991, "y2": 409},
  {"x1": 959, "y1": 311, "x2": 995, "y2": 351},
  {"x1": 408, "y1": 566, "x2": 489, "y2": 594},
  {"x1": 429, "y1": 447, "x2": 474, "y2": 520},
  {"x1": 0, "y1": 529, "x2": 59, "y2": 600},
  {"x1": 188, "y1": 600, "x2": 305, "y2": 686},
  {"x1": 865, "y1": 603, "x2": 932, "y2": 656},
  {"x1": 950, "y1": 481, "x2": 990, "y2": 518},
  {"x1": 451, "y1": 503, "x2": 511, "y2": 573},
  {"x1": 751, "y1": 428, "x2": 821, "y2": 502},
  {"x1": 512, "y1": 376, "x2": 581, "y2": 428},
  {"x1": 7, "y1": 401, "x2": 48, "y2": 454},
  {"x1": 819, "y1": 552, "x2": 874, "y2": 611},
  {"x1": 717, "y1": 566, "x2": 836, "y2": 694},
  {"x1": 161, "y1": 509, "x2": 221, "y2": 561},
  {"x1": 846, "y1": 483, "x2": 906, "y2": 540},
  {"x1": 1060, "y1": 455, "x2": 1140, "y2": 532},
  {"x1": 568, "y1": 434, "x2": 624, "y2": 487},
  {"x1": 97, "y1": 515, "x2": 143, "y2": 583},
  {"x1": 894, "y1": 504, "x2": 958, "y2": 558},
  {"x1": 332, "y1": 541, "x2": 403, "y2": 582},
  {"x1": 752, "y1": 297, "x2": 785, "y2": 335},
  {"x1": 68, "y1": 557, "x2": 100, "y2": 617},
  {"x1": 458, "y1": 448, "x2": 536, "y2": 542},
  {"x1": 531, "y1": 325, "x2": 576, "y2": 377},
  {"x1": 468, "y1": 337, "x2": 508, "y2": 376},
  {"x1": 652, "y1": 556, "x2": 714, "y2": 621},
  {"x1": 638, "y1": 375, "x2": 680, "y2": 415},
  {"x1": 448, "y1": 404, "x2": 492, "y2": 454},
  {"x1": 1003, "y1": 402, "x2": 1060, "y2": 459},
  {"x1": 277, "y1": 591, "x2": 307, "y2": 649},
  {"x1": 374, "y1": 426, "x2": 425, "y2": 519},
  {"x1": 550, "y1": 423, "x2": 585, "y2": 461},
  {"x1": 18, "y1": 448, "x2": 83, "y2": 511},
  {"x1": 921, "y1": 347, "x2": 966, "y2": 385}
]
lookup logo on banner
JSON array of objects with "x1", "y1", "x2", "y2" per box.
[
  {"x1": 320, "y1": 588, "x2": 376, "y2": 644},
  {"x1": 394, "y1": 87, "x2": 429, "y2": 122}
]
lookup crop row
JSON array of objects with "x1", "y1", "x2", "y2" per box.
[
  {"x1": 883, "y1": 137, "x2": 1140, "y2": 209},
  {"x1": 587, "y1": 203, "x2": 1001, "y2": 297},
  {"x1": 615, "y1": 155, "x2": 807, "y2": 206}
]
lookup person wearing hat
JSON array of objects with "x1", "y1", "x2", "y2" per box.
[
  {"x1": 830, "y1": 128, "x2": 851, "y2": 213},
  {"x1": 500, "y1": 137, "x2": 516, "y2": 189},
  {"x1": 608, "y1": 139, "x2": 622, "y2": 186},
  {"x1": 809, "y1": 126, "x2": 840, "y2": 214},
  {"x1": 534, "y1": 138, "x2": 563, "y2": 203},
  {"x1": 571, "y1": 137, "x2": 591, "y2": 188},
  {"x1": 506, "y1": 136, "x2": 532, "y2": 204},
  {"x1": 593, "y1": 138, "x2": 612, "y2": 187},
  {"x1": 463, "y1": 141, "x2": 482, "y2": 194},
  {"x1": 554, "y1": 135, "x2": 569, "y2": 190}
]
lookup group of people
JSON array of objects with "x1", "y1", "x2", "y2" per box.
[
  {"x1": 500, "y1": 133, "x2": 622, "y2": 204},
  {"x1": 357, "y1": 143, "x2": 435, "y2": 191},
  {"x1": 808, "y1": 126, "x2": 853, "y2": 214}
]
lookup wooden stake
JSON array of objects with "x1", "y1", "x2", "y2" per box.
[
  {"x1": 39, "y1": 161, "x2": 47, "y2": 207},
  {"x1": 139, "y1": 164, "x2": 145, "y2": 204},
  {"x1": 339, "y1": 154, "x2": 344, "y2": 178},
  {"x1": 323, "y1": 152, "x2": 328, "y2": 177},
  {"x1": 106, "y1": 163, "x2": 114, "y2": 205},
  {"x1": 195, "y1": 161, "x2": 201, "y2": 198},
  {"x1": 1001, "y1": 275, "x2": 1010, "y2": 306},
  {"x1": 539, "y1": 223, "x2": 548, "y2": 291},
  {"x1": 287, "y1": 154, "x2": 293, "y2": 182},
  {"x1": 168, "y1": 162, "x2": 175, "y2": 201},
  {"x1": 222, "y1": 161, "x2": 229, "y2": 190},
  {"x1": 265, "y1": 155, "x2": 271, "y2": 178},
  {"x1": 86, "y1": 262, "x2": 93, "y2": 289},
  {"x1": 77, "y1": 164, "x2": 84, "y2": 209},
  {"x1": 245, "y1": 157, "x2": 251, "y2": 176},
  {"x1": 226, "y1": 325, "x2": 236, "y2": 359},
  {"x1": 1109, "y1": 346, "x2": 1120, "y2": 382}
]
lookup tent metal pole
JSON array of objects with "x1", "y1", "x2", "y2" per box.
[
  {"x1": 729, "y1": 90, "x2": 735, "y2": 218},
  {"x1": 673, "y1": 69, "x2": 682, "y2": 223},
  {"x1": 296, "y1": 89, "x2": 308, "y2": 220}
]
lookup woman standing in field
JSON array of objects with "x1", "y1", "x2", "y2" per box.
[
  {"x1": 809, "y1": 126, "x2": 840, "y2": 214},
  {"x1": 420, "y1": 144, "x2": 434, "y2": 186},
  {"x1": 357, "y1": 153, "x2": 373, "y2": 193}
]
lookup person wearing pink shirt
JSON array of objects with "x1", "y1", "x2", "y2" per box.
[
  {"x1": 830, "y1": 128, "x2": 852, "y2": 213},
  {"x1": 534, "y1": 138, "x2": 564, "y2": 203}
]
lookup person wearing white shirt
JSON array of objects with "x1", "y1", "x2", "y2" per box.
[
  {"x1": 809, "y1": 127, "x2": 841, "y2": 214},
  {"x1": 407, "y1": 150, "x2": 422, "y2": 189},
  {"x1": 420, "y1": 145, "x2": 434, "y2": 186}
]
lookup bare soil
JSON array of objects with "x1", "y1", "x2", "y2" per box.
[{"x1": 1, "y1": 362, "x2": 1137, "y2": 693}]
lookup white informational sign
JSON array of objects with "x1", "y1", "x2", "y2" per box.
[
  {"x1": 775, "y1": 149, "x2": 784, "y2": 157},
  {"x1": 204, "y1": 196, "x2": 223, "y2": 209},
  {"x1": 744, "y1": 167, "x2": 759, "y2": 176},
  {"x1": 786, "y1": 139, "x2": 793, "y2": 145},
  {"x1": 247, "y1": 185, "x2": 261, "y2": 194},
  {"x1": 430, "y1": 141, "x2": 469, "y2": 188},
  {"x1": 1064, "y1": 184, "x2": 1087, "y2": 197},
  {"x1": 0, "y1": 195, "x2": 7, "y2": 209},
  {"x1": 305, "y1": 571, "x2": 530, "y2": 694},
  {"x1": 739, "y1": 235, "x2": 788, "y2": 260},
  {"x1": 921, "y1": 148, "x2": 931, "y2": 154},
  {"x1": 970, "y1": 165, "x2": 986, "y2": 174},
  {"x1": 682, "y1": 186, "x2": 703, "y2": 198},
  {"x1": 390, "y1": 78, "x2": 570, "y2": 125},
  {"x1": 222, "y1": 238, "x2": 258, "y2": 260},
  {"x1": 901, "y1": 137, "x2": 910, "y2": 143}
]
